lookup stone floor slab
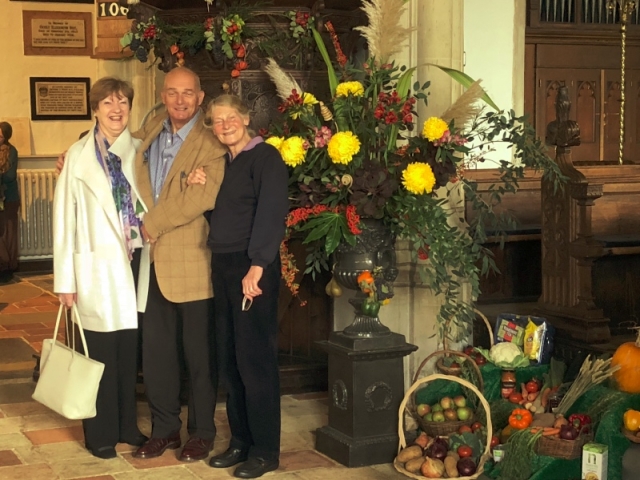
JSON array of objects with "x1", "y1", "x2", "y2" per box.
[
  {"x1": 0, "y1": 380, "x2": 36, "y2": 404},
  {"x1": 23, "y1": 425, "x2": 84, "y2": 445},
  {"x1": 0, "y1": 463, "x2": 57, "y2": 480},
  {"x1": 0, "y1": 450, "x2": 22, "y2": 467},
  {"x1": 279, "y1": 450, "x2": 337, "y2": 472},
  {"x1": 0, "y1": 338, "x2": 36, "y2": 364}
]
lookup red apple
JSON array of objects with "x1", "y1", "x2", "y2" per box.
[
  {"x1": 416, "y1": 403, "x2": 431, "y2": 417},
  {"x1": 443, "y1": 408, "x2": 458, "y2": 421},
  {"x1": 453, "y1": 395, "x2": 467, "y2": 408}
]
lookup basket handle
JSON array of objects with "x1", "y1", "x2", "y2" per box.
[
  {"x1": 412, "y1": 349, "x2": 484, "y2": 393},
  {"x1": 398, "y1": 373, "x2": 493, "y2": 459},
  {"x1": 474, "y1": 308, "x2": 494, "y2": 347}
]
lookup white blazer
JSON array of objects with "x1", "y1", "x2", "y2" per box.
[{"x1": 53, "y1": 127, "x2": 150, "y2": 332}]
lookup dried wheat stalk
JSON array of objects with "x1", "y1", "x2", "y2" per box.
[{"x1": 556, "y1": 355, "x2": 620, "y2": 416}]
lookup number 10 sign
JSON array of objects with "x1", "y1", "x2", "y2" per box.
[{"x1": 98, "y1": 2, "x2": 129, "y2": 17}]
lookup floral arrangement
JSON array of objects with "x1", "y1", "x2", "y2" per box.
[
  {"x1": 120, "y1": 3, "x2": 318, "y2": 74},
  {"x1": 263, "y1": 0, "x2": 564, "y2": 343}
]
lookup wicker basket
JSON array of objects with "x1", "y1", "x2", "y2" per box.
[
  {"x1": 395, "y1": 374, "x2": 493, "y2": 480},
  {"x1": 536, "y1": 431, "x2": 594, "y2": 460},
  {"x1": 411, "y1": 349, "x2": 484, "y2": 436}
]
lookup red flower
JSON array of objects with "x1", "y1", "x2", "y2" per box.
[{"x1": 417, "y1": 246, "x2": 430, "y2": 260}]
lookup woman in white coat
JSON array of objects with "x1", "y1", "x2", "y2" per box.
[{"x1": 53, "y1": 77, "x2": 150, "y2": 459}]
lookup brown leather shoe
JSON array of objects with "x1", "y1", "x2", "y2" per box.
[
  {"x1": 132, "y1": 432, "x2": 181, "y2": 459},
  {"x1": 179, "y1": 436, "x2": 214, "y2": 462}
]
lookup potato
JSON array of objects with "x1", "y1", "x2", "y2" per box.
[
  {"x1": 396, "y1": 445, "x2": 423, "y2": 463},
  {"x1": 444, "y1": 455, "x2": 460, "y2": 478},
  {"x1": 405, "y1": 457, "x2": 425, "y2": 474},
  {"x1": 531, "y1": 412, "x2": 556, "y2": 428}
]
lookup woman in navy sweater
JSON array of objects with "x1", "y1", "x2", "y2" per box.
[
  {"x1": 190, "y1": 94, "x2": 288, "y2": 479},
  {"x1": 0, "y1": 122, "x2": 20, "y2": 282}
]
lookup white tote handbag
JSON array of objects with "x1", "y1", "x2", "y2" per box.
[{"x1": 32, "y1": 304, "x2": 105, "y2": 420}]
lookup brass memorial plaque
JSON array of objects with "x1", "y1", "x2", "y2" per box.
[{"x1": 31, "y1": 18, "x2": 86, "y2": 48}]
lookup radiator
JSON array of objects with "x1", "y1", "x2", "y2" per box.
[{"x1": 17, "y1": 169, "x2": 58, "y2": 259}]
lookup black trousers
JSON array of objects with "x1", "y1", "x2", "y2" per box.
[
  {"x1": 211, "y1": 251, "x2": 281, "y2": 461},
  {"x1": 80, "y1": 247, "x2": 142, "y2": 450},
  {"x1": 82, "y1": 328, "x2": 141, "y2": 450},
  {"x1": 142, "y1": 264, "x2": 217, "y2": 440}
]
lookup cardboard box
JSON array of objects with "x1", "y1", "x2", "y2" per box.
[{"x1": 582, "y1": 442, "x2": 608, "y2": 480}]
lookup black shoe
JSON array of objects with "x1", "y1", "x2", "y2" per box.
[
  {"x1": 120, "y1": 433, "x2": 149, "y2": 447},
  {"x1": 234, "y1": 457, "x2": 279, "y2": 478},
  {"x1": 90, "y1": 446, "x2": 117, "y2": 459},
  {"x1": 209, "y1": 447, "x2": 249, "y2": 468}
]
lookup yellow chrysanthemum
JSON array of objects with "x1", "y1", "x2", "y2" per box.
[
  {"x1": 422, "y1": 117, "x2": 449, "y2": 142},
  {"x1": 336, "y1": 81, "x2": 365, "y2": 98},
  {"x1": 327, "y1": 131, "x2": 361, "y2": 165},
  {"x1": 302, "y1": 92, "x2": 319, "y2": 105},
  {"x1": 402, "y1": 162, "x2": 437, "y2": 195},
  {"x1": 265, "y1": 136, "x2": 284, "y2": 151},
  {"x1": 280, "y1": 136, "x2": 307, "y2": 167}
]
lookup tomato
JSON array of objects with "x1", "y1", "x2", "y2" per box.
[
  {"x1": 474, "y1": 354, "x2": 487, "y2": 366},
  {"x1": 490, "y1": 435, "x2": 500, "y2": 449},
  {"x1": 463, "y1": 345, "x2": 474, "y2": 356},
  {"x1": 471, "y1": 422, "x2": 483, "y2": 432},
  {"x1": 457, "y1": 445, "x2": 473, "y2": 458},
  {"x1": 458, "y1": 425, "x2": 473, "y2": 434},
  {"x1": 525, "y1": 379, "x2": 540, "y2": 394},
  {"x1": 508, "y1": 392, "x2": 524, "y2": 404}
]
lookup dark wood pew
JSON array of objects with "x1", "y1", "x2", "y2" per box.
[
  {"x1": 465, "y1": 169, "x2": 542, "y2": 303},
  {"x1": 537, "y1": 86, "x2": 640, "y2": 343}
]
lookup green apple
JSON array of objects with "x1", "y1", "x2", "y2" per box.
[
  {"x1": 423, "y1": 413, "x2": 433, "y2": 422},
  {"x1": 440, "y1": 396, "x2": 453, "y2": 410},
  {"x1": 431, "y1": 403, "x2": 444, "y2": 413},
  {"x1": 432, "y1": 411, "x2": 445, "y2": 422},
  {"x1": 457, "y1": 406, "x2": 473, "y2": 421},
  {"x1": 416, "y1": 403, "x2": 431, "y2": 417},
  {"x1": 453, "y1": 395, "x2": 467, "y2": 408}
]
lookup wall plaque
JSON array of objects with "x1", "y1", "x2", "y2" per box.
[
  {"x1": 30, "y1": 77, "x2": 92, "y2": 121},
  {"x1": 23, "y1": 11, "x2": 93, "y2": 56}
]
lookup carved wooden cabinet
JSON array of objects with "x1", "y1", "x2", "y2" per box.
[{"x1": 526, "y1": 0, "x2": 640, "y2": 162}]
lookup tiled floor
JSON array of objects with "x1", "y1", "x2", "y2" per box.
[{"x1": 0, "y1": 274, "x2": 406, "y2": 480}]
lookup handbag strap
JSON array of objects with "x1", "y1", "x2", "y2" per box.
[{"x1": 51, "y1": 304, "x2": 90, "y2": 357}]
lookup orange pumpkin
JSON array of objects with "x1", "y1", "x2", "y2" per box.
[{"x1": 611, "y1": 333, "x2": 640, "y2": 393}]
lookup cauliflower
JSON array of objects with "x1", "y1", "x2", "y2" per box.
[{"x1": 490, "y1": 342, "x2": 524, "y2": 365}]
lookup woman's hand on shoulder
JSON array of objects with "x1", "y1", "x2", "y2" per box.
[
  {"x1": 187, "y1": 167, "x2": 207, "y2": 186},
  {"x1": 242, "y1": 265, "x2": 264, "y2": 300},
  {"x1": 55, "y1": 151, "x2": 67, "y2": 174},
  {"x1": 58, "y1": 293, "x2": 76, "y2": 308}
]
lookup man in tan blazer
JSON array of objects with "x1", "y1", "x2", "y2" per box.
[{"x1": 132, "y1": 67, "x2": 226, "y2": 462}]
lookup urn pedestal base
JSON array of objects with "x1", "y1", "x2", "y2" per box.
[{"x1": 315, "y1": 333, "x2": 417, "y2": 467}]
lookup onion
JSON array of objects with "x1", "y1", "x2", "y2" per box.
[
  {"x1": 425, "y1": 441, "x2": 448, "y2": 461},
  {"x1": 457, "y1": 457, "x2": 477, "y2": 476}
]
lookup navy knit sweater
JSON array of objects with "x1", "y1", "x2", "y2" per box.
[{"x1": 207, "y1": 140, "x2": 289, "y2": 268}]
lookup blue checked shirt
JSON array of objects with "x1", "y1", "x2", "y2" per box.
[{"x1": 147, "y1": 111, "x2": 201, "y2": 204}]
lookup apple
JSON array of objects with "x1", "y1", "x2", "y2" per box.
[
  {"x1": 432, "y1": 411, "x2": 446, "y2": 422},
  {"x1": 490, "y1": 435, "x2": 500, "y2": 449},
  {"x1": 471, "y1": 422, "x2": 483, "y2": 432},
  {"x1": 453, "y1": 395, "x2": 467, "y2": 408},
  {"x1": 416, "y1": 403, "x2": 431, "y2": 417},
  {"x1": 457, "y1": 407, "x2": 473, "y2": 421},
  {"x1": 450, "y1": 361, "x2": 461, "y2": 369},
  {"x1": 423, "y1": 413, "x2": 433, "y2": 422},
  {"x1": 463, "y1": 345, "x2": 475, "y2": 356},
  {"x1": 440, "y1": 396, "x2": 453, "y2": 410},
  {"x1": 431, "y1": 404, "x2": 444, "y2": 413},
  {"x1": 443, "y1": 408, "x2": 458, "y2": 421}
]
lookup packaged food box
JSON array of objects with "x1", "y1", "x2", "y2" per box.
[{"x1": 582, "y1": 442, "x2": 608, "y2": 480}]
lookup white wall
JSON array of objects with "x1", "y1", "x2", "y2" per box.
[{"x1": 463, "y1": 0, "x2": 526, "y2": 167}]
